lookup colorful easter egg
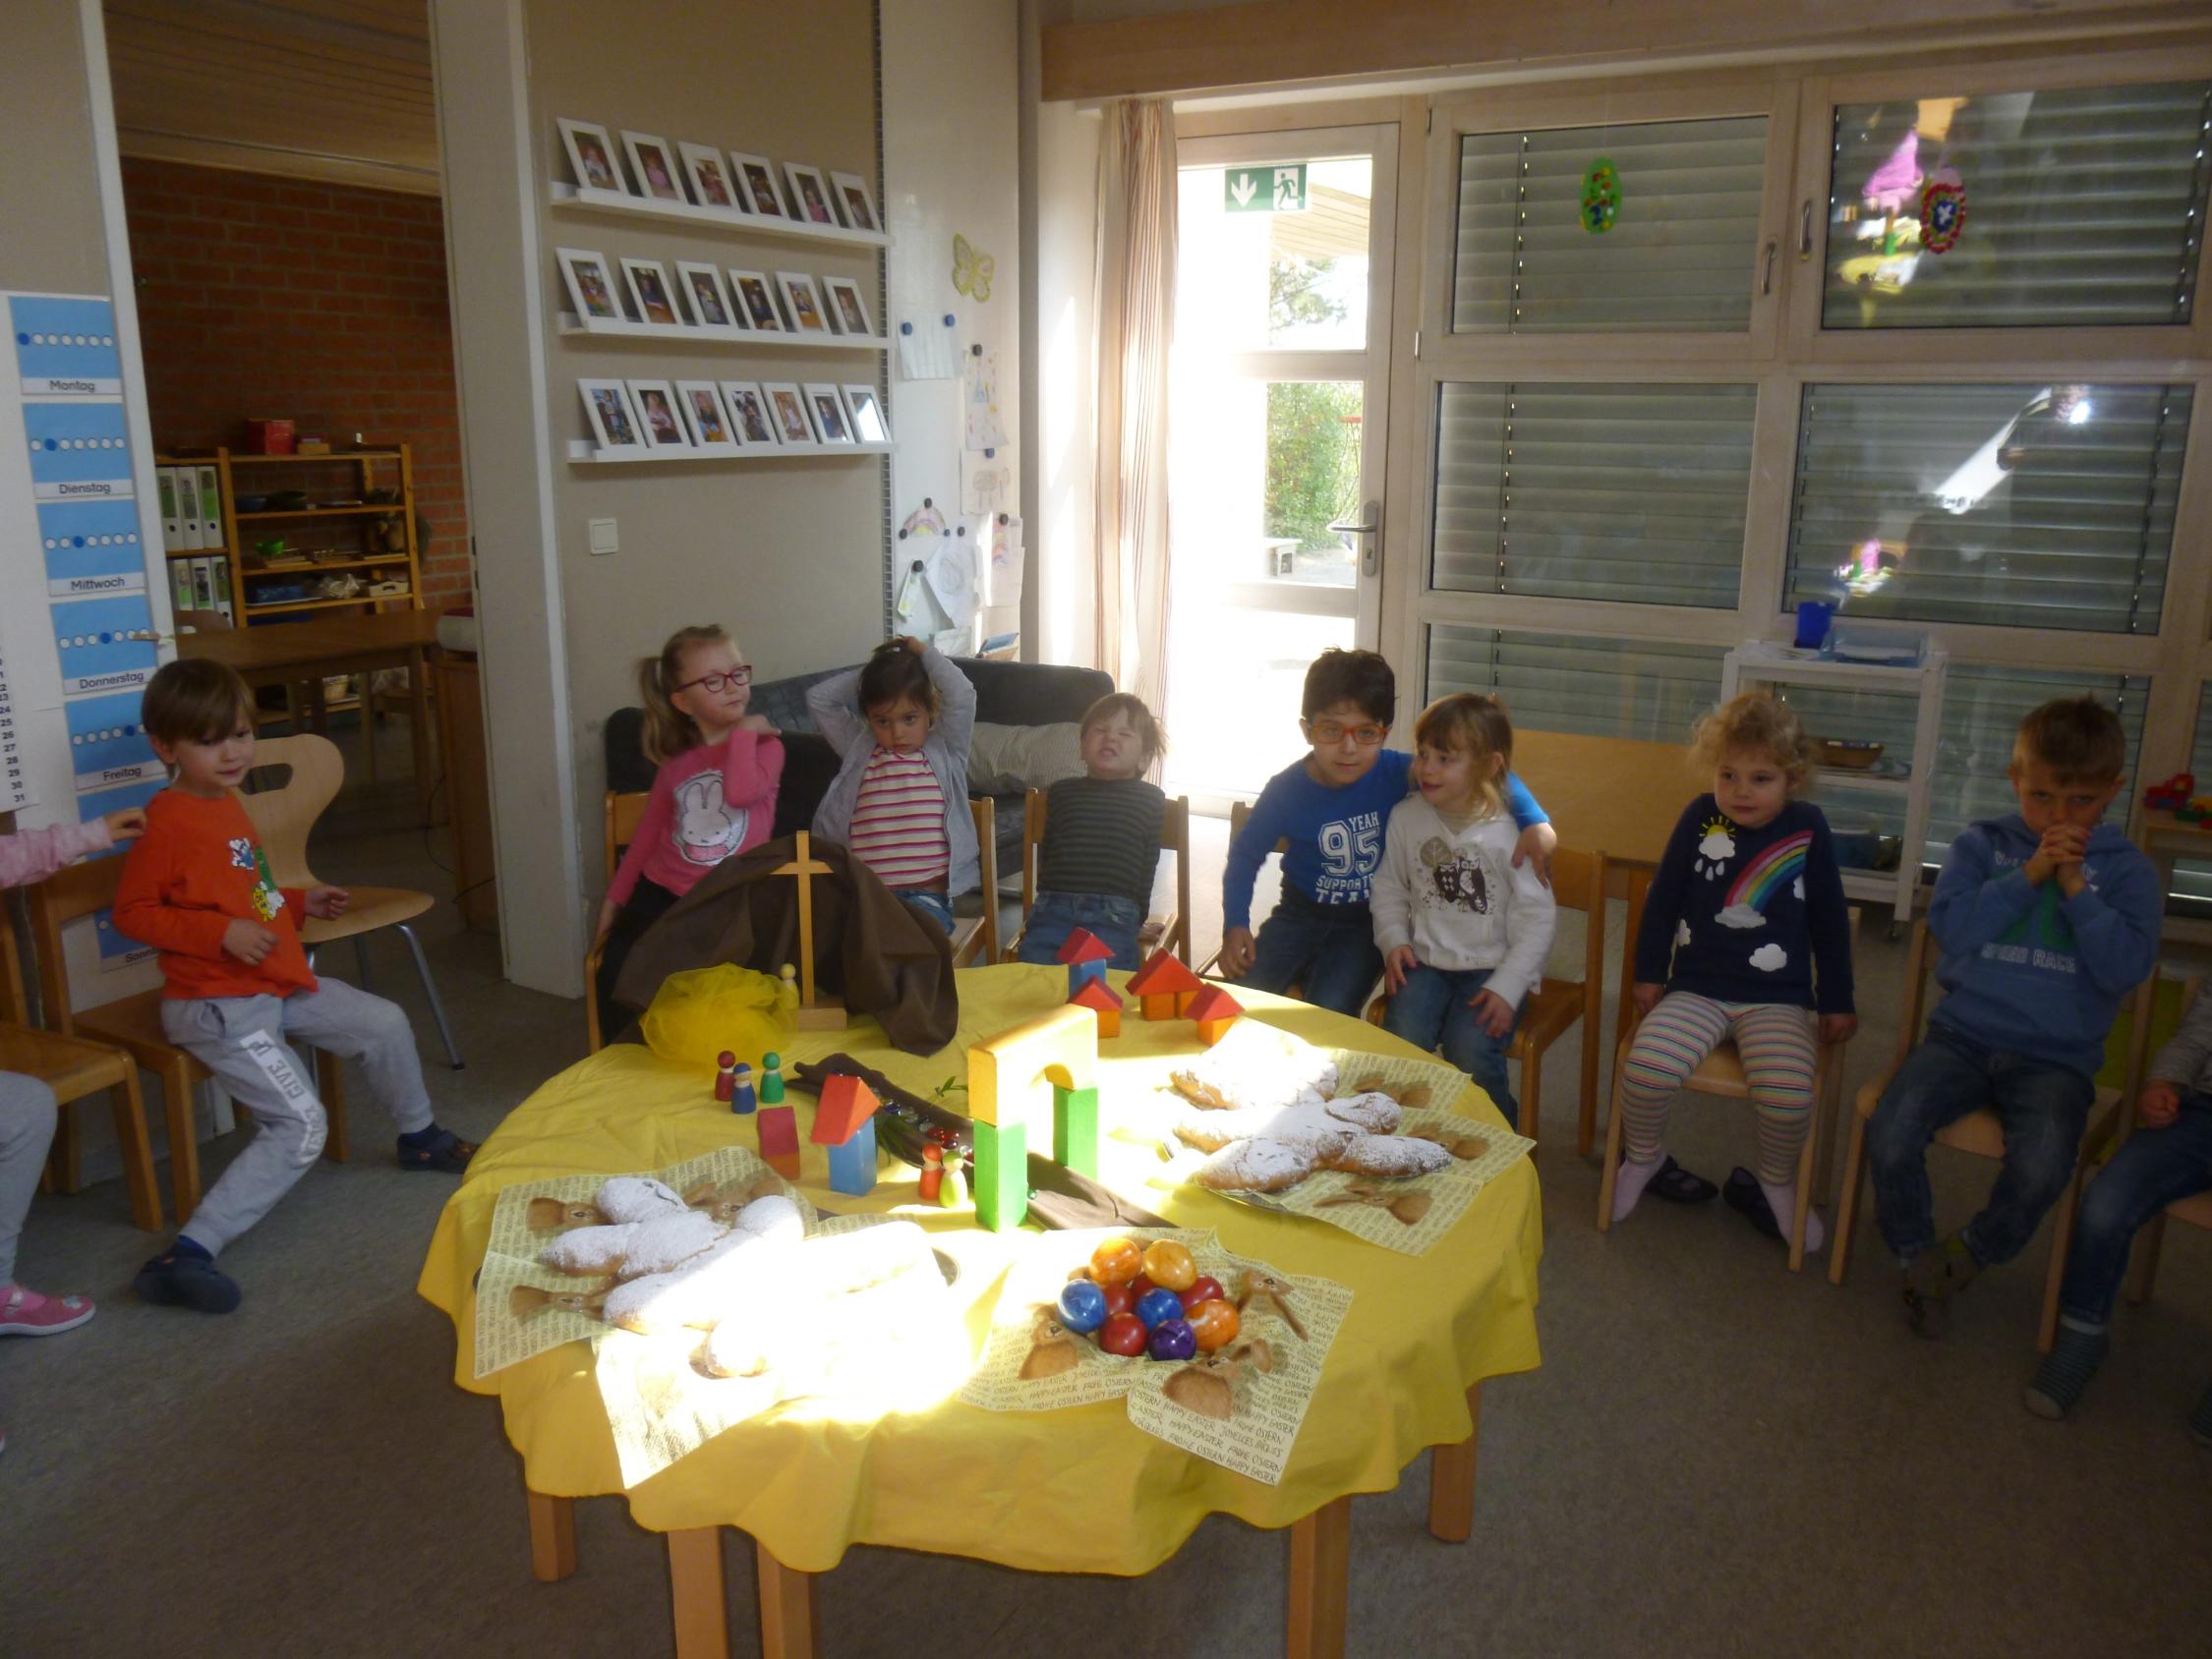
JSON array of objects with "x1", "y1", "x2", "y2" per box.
[
  {"x1": 1135, "y1": 1287, "x2": 1185, "y2": 1330},
  {"x1": 1089, "y1": 1237, "x2": 1142, "y2": 1286},
  {"x1": 1187, "y1": 1298, "x2": 1241, "y2": 1351},
  {"x1": 1179, "y1": 1275, "x2": 1226, "y2": 1312},
  {"x1": 1147, "y1": 1319, "x2": 1197, "y2": 1361},
  {"x1": 1098, "y1": 1313, "x2": 1148, "y2": 1356},
  {"x1": 1057, "y1": 1279, "x2": 1108, "y2": 1335},
  {"x1": 1139, "y1": 1240, "x2": 1197, "y2": 1291}
]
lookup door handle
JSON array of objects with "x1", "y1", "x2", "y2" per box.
[
  {"x1": 1798, "y1": 199, "x2": 1815, "y2": 258},
  {"x1": 1762, "y1": 238, "x2": 1777, "y2": 295},
  {"x1": 1329, "y1": 500, "x2": 1382, "y2": 578}
]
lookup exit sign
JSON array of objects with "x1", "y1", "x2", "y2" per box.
[{"x1": 1225, "y1": 163, "x2": 1308, "y2": 213}]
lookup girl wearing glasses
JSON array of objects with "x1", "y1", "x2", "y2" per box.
[{"x1": 593, "y1": 624, "x2": 785, "y2": 1039}]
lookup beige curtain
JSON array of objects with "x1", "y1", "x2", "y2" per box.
[{"x1": 1092, "y1": 97, "x2": 1176, "y2": 715}]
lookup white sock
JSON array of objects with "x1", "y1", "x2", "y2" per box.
[
  {"x1": 1759, "y1": 1177, "x2": 1825, "y2": 1253},
  {"x1": 1611, "y1": 1154, "x2": 1662, "y2": 1223}
]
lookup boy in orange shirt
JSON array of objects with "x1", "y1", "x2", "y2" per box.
[{"x1": 115, "y1": 659, "x2": 475, "y2": 1313}]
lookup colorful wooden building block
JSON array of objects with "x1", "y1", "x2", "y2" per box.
[
  {"x1": 1057, "y1": 928, "x2": 1114, "y2": 996},
  {"x1": 967, "y1": 1004, "x2": 1100, "y2": 1230},
  {"x1": 811, "y1": 1075, "x2": 881, "y2": 1197},
  {"x1": 1067, "y1": 976, "x2": 1124, "y2": 1038},
  {"x1": 756, "y1": 1104, "x2": 801, "y2": 1181},
  {"x1": 1186, "y1": 984, "x2": 1244, "y2": 1048},
  {"x1": 1127, "y1": 948, "x2": 1202, "y2": 1021}
]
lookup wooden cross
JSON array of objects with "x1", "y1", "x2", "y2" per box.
[{"x1": 773, "y1": 830, "x2": 847, "y2": 1030}]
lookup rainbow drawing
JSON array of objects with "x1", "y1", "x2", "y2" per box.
[{"x1": 1715, "y1": 830, "x2": 1811, "y2": 930}]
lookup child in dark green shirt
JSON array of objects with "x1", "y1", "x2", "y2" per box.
[{"x1": 1017, "y1": 693, "x2": 1165, "y2": 972}]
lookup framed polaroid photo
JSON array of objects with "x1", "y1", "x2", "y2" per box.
[
  {"x1": 721, "y1": 381, "x2": 778, "y2": 447},
  {"x1": 673, "y1": 261, "x2": 737, "y2": 329},
  {"x1": 578, "y1": 378, "x2": 645, "y2": 453},
  {"x1": 776, "y1": 271, "x2": 832, "y2": 335},
  {"x1": 555, "y1": 248, "x2": 624, "y2": 323},
  {"x1": 619, "y1": 258, "x2": 681, "y2": 327},
  {"x1": 678, "y1": 143, "x2": 739, "y2": 212},
  {"x1": 626, "y1": 379, "x2": 690, "y2": 451},
  {"x1": 557, "y1": 118, "x2": 626, "y2": 194},
  {"x1": 820, "y1": 275, "x2": 875, "y2": 339},
  {"x1": 728, "y1": 269, "x2": 784, "y2": 333},
  {"x1": 804, "y1": 383, "x2": 853, "y2": 444},
  {"x1": 828, "y1": 171, "x2": 879, "y2": 234},
  {"x1": 728, "y1": 151, "x2": 785, "y2": 217},
  {"x1": 841, "y1": 384, "x2": 889, "y2": 444},
  {"x1": 763, "y1": 381, "x2": 816, "y2": 445},
  {"x1": 620, "y1": 130, "x2": 685, "y2": 202},
  {"x1": 783, "y1": 162, "x2": 837, "y2": 226},
  {"x1": 675, "y1": 381, "x2": 738, "y2": 452}
]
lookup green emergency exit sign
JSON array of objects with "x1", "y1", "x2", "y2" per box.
[{"x1": 1225, "y1": 163, "x2": 1308, "y2": 213}]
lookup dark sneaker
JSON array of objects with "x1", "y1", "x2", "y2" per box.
[{"x1": 134, "y1": 1249, "x2": 242, "y2": 1314}]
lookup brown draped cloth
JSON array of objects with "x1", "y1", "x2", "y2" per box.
[{"x1": 612, "y1": 835, "x2": 958, "y2": 1055}]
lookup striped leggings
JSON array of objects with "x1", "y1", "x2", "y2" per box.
[{"x1": 1619, "y1": 992, "x2": 1817, "y2": 1184}]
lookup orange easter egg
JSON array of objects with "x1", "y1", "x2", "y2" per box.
[
  {"x1": 1187, "y1": 1298, "x2": 1241, "y2": 1351},
  {"x1": 1139, "y1": 1239, "x2": 1196, "y2": 1291},
  {"x1": 1089, "y1": 1236, "x2": 1143, "y2": 1286}
]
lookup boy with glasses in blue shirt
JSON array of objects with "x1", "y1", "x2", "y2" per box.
[{"x1": 1217, "y1": 649, "x2": 1555, "y2": 1016}]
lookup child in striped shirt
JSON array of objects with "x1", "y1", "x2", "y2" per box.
[
  {"x1": 809, "y1": 637, "x2": 977, "y2": 935},
  {"x1": 1017, "y1": 692, "x2": 1166, "y2": 972}
]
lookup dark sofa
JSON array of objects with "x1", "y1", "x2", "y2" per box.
[{"x1": 603, "y1": 655, "x2": 1114, "y2": 873}]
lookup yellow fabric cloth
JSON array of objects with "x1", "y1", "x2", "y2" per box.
[{"x1": 417, "y1": 964, "x2": 1543, "y2": 1574}]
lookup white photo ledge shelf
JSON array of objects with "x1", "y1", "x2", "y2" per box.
[
  {"x1": 551, "y1": 182, "x2": 891, "y2": 249},
  {"x1": 566, "y1": 437, "x2": 893, "y2": 464},
  {"x1": 556, "y1": 311, "x2": 889, "y2": 351}
]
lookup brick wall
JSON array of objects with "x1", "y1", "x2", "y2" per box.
[{"x1": 121, "y1": 159, "x2": 473, "y2": 610}]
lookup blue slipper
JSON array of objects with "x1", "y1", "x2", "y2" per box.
[{"x1": 134, "y1": 1248, "x2": 242, "y2": 1314}]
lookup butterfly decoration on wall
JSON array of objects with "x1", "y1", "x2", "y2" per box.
[{"x1": 953, "y1": 234, "x2": 995, "y2": 302}]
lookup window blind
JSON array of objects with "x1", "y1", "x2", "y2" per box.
[
  {"x1": 1784, "y1": 381, "x2": 2190, "y2": 633},
  {"x1": 1454, "y1": 117, "x2": 1768, "y2": 333},
  {"x1": 1433, "y1": 382, "x2": 1755, "y2": 606},
  {"x1": 1824, "y1": 80, "x2": 2212, "y2": 330},
  {"x1": 1426, "y1": 624, "x2": 1724, "y2": 744}
]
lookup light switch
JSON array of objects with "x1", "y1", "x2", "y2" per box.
[{"x1": 588, "y1": 518, "x2": 618, "y2": 556}]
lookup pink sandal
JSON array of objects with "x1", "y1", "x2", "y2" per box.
[{"x1": 0, "y1": 1285, "x2": 95, "y2": 1336}]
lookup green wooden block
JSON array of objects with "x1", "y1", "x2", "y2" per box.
[
  {"x1": 973, "y1": 1118, "x2": 1028, "y2": 1232},
  {"x1": 1053, "y1": 1084, "x2": 1099, "y2": 1178}
]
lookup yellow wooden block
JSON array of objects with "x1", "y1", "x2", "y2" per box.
[{"x1": 968, "y1": 1004, "x2": 1098, "y2": 1128}]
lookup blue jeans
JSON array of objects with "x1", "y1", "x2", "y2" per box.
[
  {"x1": 2060, "y1": 1089, "x2": 2212, "y2": 1326},
  {"x1": 1017, "y1": 891, "x2": 1142, "y2": 972},
  {"x1": 1240, "y1": 889, "x2": 1382, "y2": 1017},
  {"x1": 1868, "y1": 1024, "x2": 2096, "y2": 1267},
  {"x1": 898, "y1": 888, "x2": 954, "y2": 936},
  {"x1": 1382, "y1": 964, "x2": 1521, "y2": 1127}
]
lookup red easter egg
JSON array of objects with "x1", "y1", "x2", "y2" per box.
[
  {"x1": 1187, "y1": 1299, "x2": 1241, "y2": 1351},
  {"x1": 1179, "y1": 1276, "x2": 1226, "y2": 1312},
  {"x1": 1097, "y1": 1312, "x2": 1148, "y2": 1356},
  {"x1": 1099, "y1": 1284, "x2": 1135, "y2": 1319},
  {"x1": 1090, "y1": 1237, "x2": 1142, "y2": 1287},
  {"x1": 1127, "y1": 1274, "x2": 1157, "y2": 1303}
]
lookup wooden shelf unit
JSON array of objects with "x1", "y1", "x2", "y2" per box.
[{"x1": 154, "y1": 445, "x2": 426, "y2": 630}]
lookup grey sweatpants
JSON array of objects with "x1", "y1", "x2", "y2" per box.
[
  {"x1": 0, "y1": 1071, "x2": 60, "y2": 1286},
  {"x1": 162, "y1": 981, "x2": 433, "y2": 1254}
]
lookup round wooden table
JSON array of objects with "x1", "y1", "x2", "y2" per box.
[{"x1": 418, "y1": 965, "x2": 1543, "y2": 1657}]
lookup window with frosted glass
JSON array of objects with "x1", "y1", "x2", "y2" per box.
[
  {"x1": 1783, "y1": 381, "x2": 2189, "y2": 633},
  {"x1": 1433, "y1": 382, "x2": 1755, "y2": 606},
  {"x1": 1426, "y1": 625, "x2": 1723, "y2": 743},
  {"x1": 1774, "y1": 663, "x2": 2143, "y2": 869},
  {"x1": 1824, "y1": 80, "x2": 2212, "y2": 329},
  {"x1": 2174, "y1": 682, "x2": 2212, "y2": 910},
  {"x1": 1453, "y1": 117, "x2": 1768, "y2": 332}
]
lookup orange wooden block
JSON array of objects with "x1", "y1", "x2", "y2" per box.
[
  {"x1": 1067, "y1": 977, "x2": 1124, "y2": 1037},
  {"x1": 1128, "y1": 949, "x2": 1202, "y2": 1020},
  {"x1": 1187, "y1": 984, "x2": 1242, "y2": 1046}
]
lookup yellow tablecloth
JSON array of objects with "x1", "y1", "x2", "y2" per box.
[{"x1": 417, "y1": 964, "x2": 1543, "y2": 1574}]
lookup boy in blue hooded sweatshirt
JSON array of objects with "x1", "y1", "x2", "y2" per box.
[{"x1": 1869, "y1": 696, "x2": 2160, "y2": 1337}]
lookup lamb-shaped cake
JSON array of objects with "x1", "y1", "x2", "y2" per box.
[{"x1": 1166, "y1": 1023, "x2": 1451, "y2": 1192}]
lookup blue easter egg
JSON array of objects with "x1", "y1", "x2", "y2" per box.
[
  {"x1": 1135, "y1": 1287, "x2": 1184, "y2": 1330},
  {"x1": 1146, "y1": 1319, "x2": 1196, "y2": 1361},
  {"x1": 1057, "y1": 1279, "x2": 1108, "y2": 1335}
]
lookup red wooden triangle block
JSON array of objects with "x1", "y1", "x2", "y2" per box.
[{"x1": 810, "y1": 1074, "x2": 880, "y2": 1145}]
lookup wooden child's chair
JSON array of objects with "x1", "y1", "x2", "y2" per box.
[
  {"x1": 1359, "y1": 845, "x2": 1609, "y2": 1149},
  {"x1": 2120, "y1": 971, "x2": 2212, "y2": 1307},
  {"x1": 28, "y1": 854, "x2": 349, "y2": 1227},
  {"x1": 1198, "y1": 801, "x2": 1299, "y2": 985},
  {"x1": 1594, "y1": 866, "x2": 1853, "y2": 1273},
  {"x1": 1828, "y1": 920, "x2": 2122, "y2": 1349},
  {"x1": 0, "y1": 835, "x2": 162, "y2": 1231},
  {"x1": 949, "y1": 796, "x2": 1001, "y2": 967},
  {"x1": 1004, "y1": 786, "x2": 1194, "y2": 966},
  {"x1": 583, "y1": 789, "x2": 653, "y2": 1056}
]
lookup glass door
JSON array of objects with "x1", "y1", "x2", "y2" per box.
[{"x1": 1166, "y1": 125, "x2": 1395, "y2": 804}]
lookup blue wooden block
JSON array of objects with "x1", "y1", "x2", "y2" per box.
[
  {"x1": 825, "y1": 1116, "x2": 878, "y2": 1197},
  {"x1": 1067, "y1": 958, "x2": 1108, "y2": 997}
]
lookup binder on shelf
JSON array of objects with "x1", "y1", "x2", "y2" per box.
[
  {"x1": 170, "y1": 558, "x2": 195, "y2": 614},
  {"x1": 189, "y1": 557, "x2": 215, "y2": 610},
  {"x1": 175, "y1": 468, "x2": 205, "y2": 549},
  {"x1": 158, "y1": 468, "x2": 182, "y2": 550},
  {"x1": 209, "y1": 559, "x2": 235, "y2": 621},
  {"x1": 197, "y1": 464, "x2": 223, "y2": 547}
]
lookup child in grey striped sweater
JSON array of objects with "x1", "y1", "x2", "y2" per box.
[{"x1": 1016, "y1": 693, "x2": 1165, "y2": 972}]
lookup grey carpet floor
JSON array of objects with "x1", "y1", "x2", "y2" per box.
[{"x1": 6, "y1": 755, "x2": 2210, "y2": 1656}]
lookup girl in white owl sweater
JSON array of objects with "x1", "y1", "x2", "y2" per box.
[{"x1": 1371, "y1": 694, "x2": 1556, "y2": 1128}]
